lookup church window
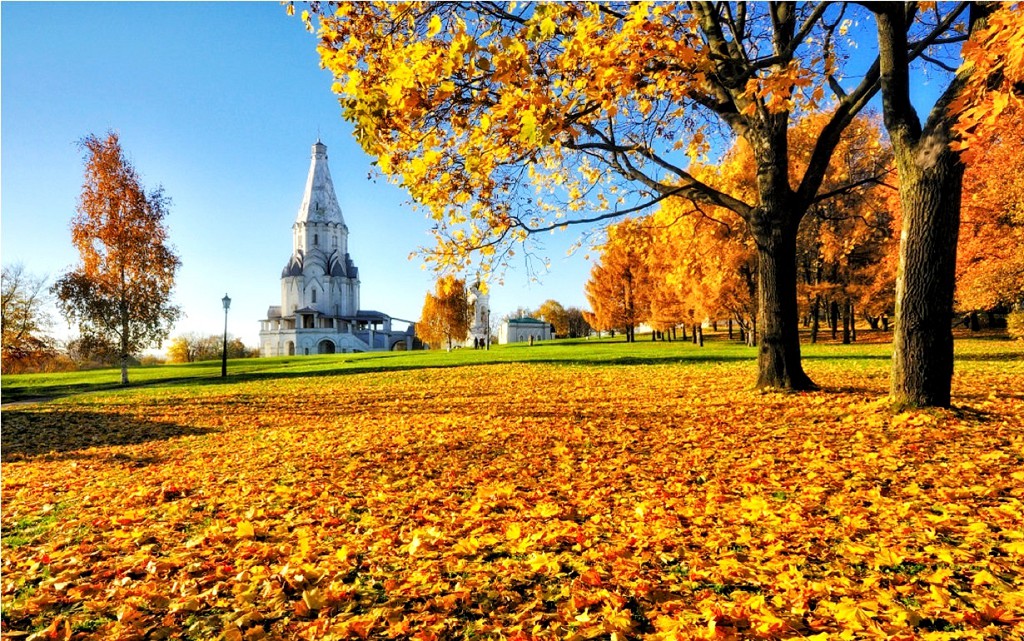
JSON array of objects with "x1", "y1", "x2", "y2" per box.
[
  {"x1": 312, "y1": 289, "x2": 317, "y2": 303},
  {"x1": 313, "y1": 233, "x2": 319, "y2": 246}
]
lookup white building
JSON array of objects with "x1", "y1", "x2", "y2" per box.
[
  {"x1": 498, "y1": 317, "x2": 554, "y2": 344},
  {"x1": 463, "y1": 280, "x2": 491, "y2": 348},
  {"x1": 259, "y1": 141, "x2": 414, "y2": 355}
]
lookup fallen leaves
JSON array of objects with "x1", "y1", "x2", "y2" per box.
[{"x1": 2, "y1": 343, "x2": 1023, "y2": 639}]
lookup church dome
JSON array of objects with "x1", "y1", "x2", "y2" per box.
[{"x1": 281, "y1": 254, "x2": 304, "y2": 278}]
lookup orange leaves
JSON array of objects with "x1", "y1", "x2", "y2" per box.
[{"x1": 3, "y1": 343, "x2": 1024, "y2": 638}]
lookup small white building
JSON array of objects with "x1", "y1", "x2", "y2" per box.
[
  {"x1": 259, "y1": 141, "x2": 414, "y2": 355},
  {"x1": 498, "y1": 317, "x2": 554, "y2": 344}
]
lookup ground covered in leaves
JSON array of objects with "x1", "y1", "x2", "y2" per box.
[{"x1": 2, "y1": 341, "x2": 1023, "y2": 640}]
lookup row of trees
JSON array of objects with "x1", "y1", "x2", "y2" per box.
[
  {"x1": 530, "y1": 300, "x2": 592, "y2": 338},
  {"x1": 584, "y1": 102, "x2": 1024, "y2": 348},
  {"x1": 311, "y1": 1, "x2": 1024, "y2": 406},
  {"x1": 166, "y1": 333, "x2": 257, "y2": 363}
]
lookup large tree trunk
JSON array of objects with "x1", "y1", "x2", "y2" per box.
[
  {"x1": 889, "y1": 153, "x2": 962, "y2": 407},
  {"x1": 751, "y1": 213, "x2": 815, "y2": 390},
  {"x1": 872, "y1": 3, "x2": 990, "y2": 407}
]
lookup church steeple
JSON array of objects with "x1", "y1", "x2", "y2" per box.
[{"x1": 296, "y1": 140, "x2": 345, "y2": 225}]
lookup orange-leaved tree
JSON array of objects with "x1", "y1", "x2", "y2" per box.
[
  {"x1": 955, "y1": 103, "x2": 1024, "y2": 316},
  {"x1": 584, "y1": 218, "x2": 653, "y2": 343},
  {"x1": 308, "y1": 2, "x2": 938, "y2": 391},
  {"x1": 790, "y1": 113, "x2": 897, "y2": 343},
  {"x1": 418, "y1": 275, "x2": 471, "y2": 351},
  {"x1": 534, "y1": 299, "x2": 570, "y2": 338},
  {"x1": 52, "y1": 133, "x2": 181, "y2": 386}
]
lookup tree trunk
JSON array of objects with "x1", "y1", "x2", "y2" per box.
[
  {"x1": 830, "y1": 300, "x2": 839, "y2": 340},
  {"x1": 697, "y1": 324, "x2": 704, "y2": 347},
  {"x1": 889, "y1": 154, "x2": 962, "y2": 407},
  {"x1": 842, "y1": 298, "x2": 851, "y2": 345},
  {"x1": 873, "y1": 2, "x2": 995, "y2": 408},
  {"x1": 120, "y1": 305, "x2": 130, "y2": 386},
  {"x1": 850, "y1": 302, "x2": 857, "y2": 342},
  {"x1": 681, "y1": 324, "x2": 687, "y2": 341},
  {"x1": 691, "y1": 324, "x2": 698, "y2": 344},
  {"x1": 751, "y1": 214, "x2": 814, "y2": 389},
  {"x1": 969, "y1": 311, "x2": 980, "y2": 332},
  {"x1": 728, "y1": 319, "x2": 733, "y2": 340},
  {"x1": 811, "y1": 295, "x2": 820, "y2": 344}
]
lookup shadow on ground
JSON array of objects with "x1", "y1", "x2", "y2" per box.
[{"x1": 1, "y1": 408, "x2": 218, "y2": 461}]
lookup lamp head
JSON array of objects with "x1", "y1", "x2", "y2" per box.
[{"x1": 222, "y1": 294, "x2": 231, "y2": 311}]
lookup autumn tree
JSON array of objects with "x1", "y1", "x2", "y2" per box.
[
  {"x1": 309, "y1": 2, "x2": 943, "y2": 390},
  {"x1": 167, "y1": 333, "x2": 253, "y2": 363},
  {"x1": 584, "y1": 218, "x2": 654, "y2": 343},
  {"x1": 52, "y1": 133, "x2": 181, "y2": 386},
  {"x1": 955, "y1": 105, "x2": 1024, "y2": 316},
  {"x1": 789, "y1": 114, "x2": 897, "y2": 343},
  {"x1": 564, "y1": 307, "x2": 592, "y2": 339},
  {"x1": 869, "y1": 2, "x2": 1021, "y2": 407},
  {"x1": 1, "y1": 264, "x2": 56, "y2": 373},
  {"x1": 535, "y1": 299, "x2": 569, "y2": 337},
  {"x1": 418, "y1": 275, "x2": 471, "y2": 351}
]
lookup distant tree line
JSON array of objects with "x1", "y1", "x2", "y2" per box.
[{"x1": 166, "y1": 333, "x2": 257, "y2": 363}]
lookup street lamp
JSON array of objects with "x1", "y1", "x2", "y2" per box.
[{"x1": 221, "y1": 293, "x2": 231, "y2": 377}]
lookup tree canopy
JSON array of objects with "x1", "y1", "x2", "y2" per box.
[
  {"x1": 418, "y1": 275, "x2": 472, "y2": 351},
  {"x1": 52, "y1": 132, "x2": 181, "y2": 385},
  {"x1": 1, "y1": 264, "x2": 56, "y2": 373}
]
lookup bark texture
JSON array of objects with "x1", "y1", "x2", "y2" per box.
[
  {"x1": 873, "y1": 2, "x2": 992, "y2": 407},
  {"x1": 751, "y1": 210, "x2": 815, "y2": 390},
  {"x1": 890, "y1": 150, "x2": 963, "y2": 406}
]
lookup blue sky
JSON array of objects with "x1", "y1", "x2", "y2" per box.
[{"x1": 1, "y1": 2, "x2": 595, "y2": 349}]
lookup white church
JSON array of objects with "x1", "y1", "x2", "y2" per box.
[{"x1": 259, "y1": 141, "x2": 416, "y2": 356}]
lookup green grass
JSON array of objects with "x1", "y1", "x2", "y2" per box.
[{"x1": 1, "y1": 330, "x2": 1016, "y2": 405}]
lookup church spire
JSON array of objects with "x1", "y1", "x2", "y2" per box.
[{"x1": 295, "y1": 140, "x2": 345, "y2": 225}]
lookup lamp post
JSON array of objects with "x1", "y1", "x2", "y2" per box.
[
  {"x1": 221, "y1": 293, "x2": 231, "y2": 377},
  {"x1": 485, "y1": 308, "x2": 490, "y2": 350}
]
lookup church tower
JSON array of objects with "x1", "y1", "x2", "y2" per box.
[
  {"x1": 260, "y1": 140, "x2": 410, "y2": 356},
  {"x1": 280, "y1": 140, "x2": 360, "y2": 318}
]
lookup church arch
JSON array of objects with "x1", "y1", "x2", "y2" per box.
[
  {"x1": 318, "y1": 339, "x2": 336, "y2": 354},
  {"x1": 286, "y1": 341, "x2": 295, "y2": 356}
]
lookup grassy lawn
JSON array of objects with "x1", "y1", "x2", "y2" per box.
[{"x1": 1, "y1": 336, "x2": 1022, "y2": 639}]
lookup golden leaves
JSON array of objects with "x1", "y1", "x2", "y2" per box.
[{"x1": 2, "y1": 344, "x2": 1023, "y2": 638}]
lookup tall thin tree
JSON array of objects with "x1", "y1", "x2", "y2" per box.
[{"x1": 53, "y1": 132, "x2": 181, "y2": 385}]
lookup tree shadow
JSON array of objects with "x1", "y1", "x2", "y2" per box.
[
  {"x1": 1, "y1": 408, "x2": 219, "y2": 462},
  {"x1": 1, "y1": 375, "x2": 207, "y2": 405}
]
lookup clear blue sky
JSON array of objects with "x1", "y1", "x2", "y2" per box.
[{"x1": 1, "y1": 2, "x2": 595, "y2": 350}]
